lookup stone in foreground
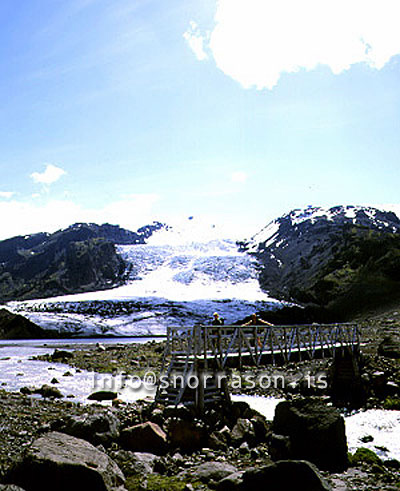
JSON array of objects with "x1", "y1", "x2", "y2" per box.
[
  {"x1": 88, "y1": 391, "x2": 118, "y2": 401},
  {"x1": 241, "y1": 460, "x2": 331, "y2": 491},
  {"x1": 6, "y1": 431, "x2": 126, "y2": 491},
  {"x1": 120, "y1": 422, "x2": 167, "y2": 455},
  {"x1": 193, "y1": 462, "x2": 238, "y2": 484},
  {"x1": 57, "y1": 411, "x2": 120, "y2": 446},
  {"x1": 272, "y1": 399, "x2": 348, "y2": 472},
  {"x1": 0, "y1": 486, "x2": 27, "y2": 491}
]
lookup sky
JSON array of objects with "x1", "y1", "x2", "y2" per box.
[{"x1": 1, "y1": 0, "x2": 400, "y2": 240}]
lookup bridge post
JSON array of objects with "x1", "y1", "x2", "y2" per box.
[{"x1": 238, "y1": 329, "x2": 242, "y2": 369}]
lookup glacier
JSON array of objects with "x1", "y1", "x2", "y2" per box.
[{"x1": 7, "y1": 223, "x2": 284, "y2": 337}]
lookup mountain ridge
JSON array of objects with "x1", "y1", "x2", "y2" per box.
[
  {"x1": 0, "y1": 221, "x2": 166, "y2": 302},
  {"x1": 243, "y1": 205, "x2": 400, "y2": 319}
]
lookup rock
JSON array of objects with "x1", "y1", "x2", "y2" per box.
[
  {"x1": 378, "y1": 335, "x2": 400, "y2": 359},
  {"x1": 109, "y1": 450, "x2": 158, "y2": 477},
  {"x1": 50, "y1": 378, "x2": 59, "y2": 384},
  {"x1": 172, "y1": 452, "x2": 184, "y2": 465},
  {"x1": 268, "y1": 433, "x2": 292, "y2": 461},
  {"x1": 384, "y1": 459, "x2": 400, "y2": 470},
  {"x1": 6, "y1": 431, "x2": 126, "y2": 491},
  {"x1": 250, "y1": 413, "x2": 270, "y2": 443},
  {"x1": 272, "y1": 399, "x2": 348, "y2": 471},
  {"x1": 216, "y1": 471, "x2": 245, "y2": 491},
  {"x1": 241, "y1": 460, "x2": 331, "y2": 491},
  {"x1": 193, "y1": 462, "x2": 238, "y2": 484},
  {"x1": 0, "y1": 309, "x2": 52, "y2": 339},
  {"x1": 150, "y1": 407, "x2": 164, "y2": 426},
  {"x1": 230, "y1": 401, "x2": 251, "y2": 421},
  {"x1": 208, "y1": 432, "x2": 228, "y2": 451},
  {"x1": 385, "y1": 381, "x2": 400, "y2": 396},
  {"x1": 57, "y1": 412, "x2": 120, "y2": 446},
  {"x1": 88, "y1": 391, "x2": 118, "y2": 401},
  {"x1": 35, "y1": 384, "x2": 63, "y2": 398},
  {"x1": 168, "y1": 419, "x2": 207, "y2": 452},
  {"x1": 239, "y1": 442, "x2": 250, "y2": 454},
  {"x1": 230, "y1": 418, "x2": 256, "y2": 447},
  {"x1": 330, "y1": 349, "x2": 365, "y2": 407},
  {"x1": 360, "y1": 435, "x2": 374, "y2": 443},
  {"x1": 371, "y1": 371, "x2": 390, "y2": 398},
  {"x1": 0, "y1": 486, "x2": 27, "y2": 490},
  {"x1": 120, "y1": 422, "x2": 167, "y2": 455},
  {"x1": 20, "y1": 387, "x2": 34, "y2": 396},
  {"x1": 51, "y1": 349, "x2": 74, "y2": 361}
]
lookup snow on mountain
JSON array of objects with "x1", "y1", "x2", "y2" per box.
[
  {"x1": 246, "y1": 205, "x2": 400, "y2": 254},
  {"x1": 244, "y1": 204, "x2": 400, "y2": 318},
  {"x1": 8, "y1": 218, "x2": 285, "y2": 336}
]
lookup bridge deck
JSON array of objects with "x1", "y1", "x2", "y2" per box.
[
  {"x1": 155, "y1": 323, "x2": 360, "y2": 408},
  {"x1": 165, "y1": 323, "x2": 360, "y2": 368}
]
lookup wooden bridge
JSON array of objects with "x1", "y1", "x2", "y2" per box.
[{"x1": 155, "y1": 323, "x2": 360, "y2": 409}]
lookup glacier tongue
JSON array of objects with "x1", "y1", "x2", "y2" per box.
[{"x1": 8, "y1": 235, "x2": 283, "y2": 336}]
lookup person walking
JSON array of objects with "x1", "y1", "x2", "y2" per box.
[{"x1": 242, "y1": 313, "x2": 273, "y2": 347}]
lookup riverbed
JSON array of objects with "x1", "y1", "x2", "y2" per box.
[{"x1": 1, "y1": 338, "x2": 399, "y2": 461}]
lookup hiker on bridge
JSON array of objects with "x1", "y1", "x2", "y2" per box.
[
  {"x1": 211, "y1": 312, "x2": 224, "y2": 326},
  {"x1": 242, "y1": 313, "x2": 273, "y2": 348},
  {"x1": 242, "y1": 313, "x2": 273, "y2": 327}
]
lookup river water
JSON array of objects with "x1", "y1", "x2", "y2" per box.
[{"x1": 1, "y1": 339, "x2": 399, "y2": 461}]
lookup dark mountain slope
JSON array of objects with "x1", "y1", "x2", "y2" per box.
[
  {"x1": 243, "y1": 206, "x2": 400, "y2": 320},
  {"x1": 0, "y1": 222, "x2": 165, "y2": 302}
]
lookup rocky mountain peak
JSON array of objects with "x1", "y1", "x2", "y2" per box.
[
  {"x1": 244, "y1": 205, "x2": 400, "y2": 319},
  {"x1": 246, "y1": 205, "x2": 400, "y2": 254}
]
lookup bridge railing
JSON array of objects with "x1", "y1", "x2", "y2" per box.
[{"x1": 165, "y1": 323, "x2": 360, "y2": 368}]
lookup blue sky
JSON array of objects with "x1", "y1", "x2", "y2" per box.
[{"x1": 1, "y1": 0, "x2": 400, "y2": 240}]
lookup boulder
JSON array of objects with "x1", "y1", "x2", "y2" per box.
[
  {"x1": 6, "y1": 431, "x2": 126, "y2": 491},
  {"x1": 57, "y1": 412, "x2": 120, "y2": 446},
  {"x1": 230, "y1": 419, "x2": 256, "y2": 447},
  {"x1": 51, "y1": 349, "x2": 74, "y2": 361},
  {"x1": 241, "y1": 460, "x2": 332, "y2": 491},
  {"x1": 272, "y1": 399, "x2": 348, "y2": 471},
  {"x1": 193, "y1": 462, "x2": 238, "y2": 484},
  {"x1": 120, "y1": 422, "x2": 167, "y2": 455},
  {"x1": 208, "y1": 432, "x2": 228, "y2": 451},
  {"x1": 0, "y1": 309, "x2": 51, "y2": 340},
  {"x1": 88, "y1": 391, "x2": 118, "y2": 401},
  {"x1": 109, "y1": 450, "x2": 158, "y2": 477},
  {"x1": 216, "y1": 471, "x2": 245, "y2": 491},
  {"x1": 378, "y1": 335, "x2": 400, "y2": 359},
  {"x1": 35, "y1": 384, "x2": 63, "y2": 398},
  {"x1": 0, "y1": 486, "x2": 27, "y2": 491},
  {"x1": 268, "y1": 433, "x2": 291, "y2": 461},
  {"x1": 329, "y1": 349, "x2": 365, "y2": 407},
  {"x1": 168, "y1": 419, "x2": 207, "y2": 452}
]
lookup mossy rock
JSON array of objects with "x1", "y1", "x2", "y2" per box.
[
  {"x1": 126, "y1": 474, "x2": 201, "y2": 491},
  {"x1": 349, "y1": 447, "x2": 383, "y2": 467},
  {"x1": 383, "y1": 397, "x2": 400, "y2": 410}
]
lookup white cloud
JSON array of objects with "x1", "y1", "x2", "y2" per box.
[
  {"x1": 0, "y1": 191, "x2": 15, "y2": 199},
  {"x1": 31, "y1": 164, "x2": 67, "y2": 185},
  {"x1": 231, "y1": 171, "x2": 248, "y2": 183},
  {"x1": 0, "y1": 194, "x2": 160, "y2": 240},
  {"x1": 183, "y1": 21, "x2": 208, "y2": 61},
  {"x1": 190, "y1": 0, "x2": 400, "y2": 89}
]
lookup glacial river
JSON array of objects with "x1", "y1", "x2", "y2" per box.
[{"x1": 1, "y1": 338, "x2": 399, "y2": 461}]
